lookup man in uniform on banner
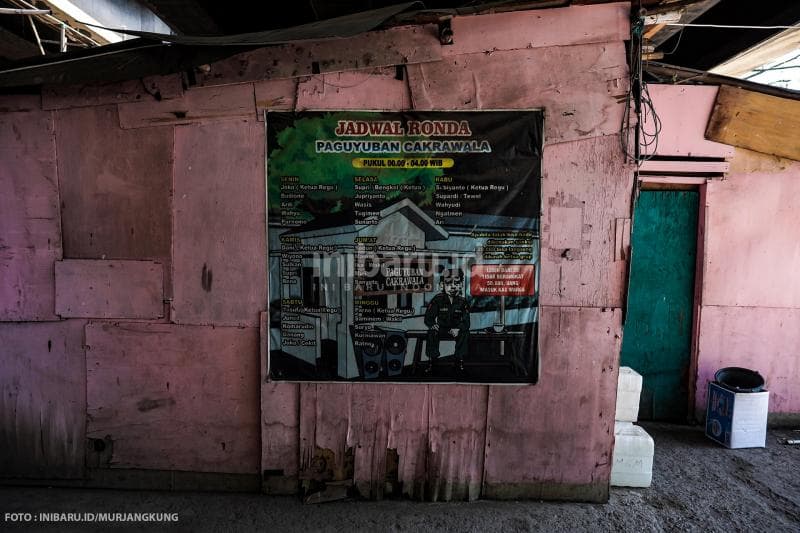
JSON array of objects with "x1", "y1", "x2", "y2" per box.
[{"x1": 424, "y1": 268, "x2": 470, "y2": 372}]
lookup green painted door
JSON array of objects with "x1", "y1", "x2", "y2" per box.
[{"x1": 621, "y1": 190, "x2": 698, "y2": 421}]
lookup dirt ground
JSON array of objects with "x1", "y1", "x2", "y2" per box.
[{"x1": 1, "y1": 423, "x2": 798, "y2": 532}]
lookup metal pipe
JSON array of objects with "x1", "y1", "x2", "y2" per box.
[
  {"x1": 8, "y1": 0, "x2": 98, "y2": 46},
  {"x1": 59, "y1": 23, "x2": 66, "y2": 52},
  {"x1": 0, "y1": 7, "x2": 50, "y2": 14},
  {"x1": 27, "y1": 15, "x2": 45, "y2": 55}
]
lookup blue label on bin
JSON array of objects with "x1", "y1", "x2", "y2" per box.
[{"x1": 706, "y1": 382, "x2": 734, "y2": 447}]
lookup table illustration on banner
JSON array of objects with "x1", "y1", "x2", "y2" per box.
[{"x1": 266, "y1": 111, "x2": 543, "y2": 384}]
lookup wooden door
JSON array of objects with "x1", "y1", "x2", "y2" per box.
[{"x1": 621, "y1": 190, "x2": 699, "y2": 421}]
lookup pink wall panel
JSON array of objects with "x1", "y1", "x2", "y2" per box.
[
  {"x1": 0, "y1": 320, "x2": 87, "y2": 478},
  {"x1": 427, "y1": 385, "x2": 488, "y2": 501},
  {"x1": 643, "y1": 85, "x2": 735, "y2": 159},
  {"x1": 255, "y1": 78, "x2": 298, "y2": 119},
  {"x1": 297, "y1": 383, "x2": 433, "y2": 500},
  {"x1": 85, "y1": 322, "x2": 260, "y2": 473},
  {"x1": 703, "y1": 167, "x2": 800, "y2": 308},
  {"x1": 117, "y1": 83, "x2": 256, "y2": 129},
  {"x1": 445, "y1": 3, "x2": 629, "y2": 56},
  {"x1": 55, "y1": 259, "x2": 164, "y2": 319},
  {"x1": 540, "y1": 135, "x2": 634, "y2": 308},
  {"x1": 407, "y1": 42, "x2": 629, "y2": 144},
  {"x1": 0, "y1": 110, "x2": 61, "y2": 321},
  {"x1": 696, "y1": 306, "x2": 800, "y2": 415},
  {"x1": 42, "y1": 74, "x2": 183, "y2": 111},
  {"x1": 172, "y1": 119, "x2": 267, "y2": 327},
  {"x1": 296, "y1": 69, "x2": 411, "y2": 111},
  {"x1": 196, "y1": 26, "x2": 442, "y2": 87},
  {"x1": 54, "y1": 105, "x2": 172, "y2": 270},
  {"x1": 483, "y1": 306, "x2": 621, "y2": 501},
  {"x1": 0, "y1": 94, "x2": 40, "y2": 112}
]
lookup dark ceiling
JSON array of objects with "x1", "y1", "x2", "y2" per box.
[{"x1": 0, "y1": 0, "x2": 799, "y2": 87}]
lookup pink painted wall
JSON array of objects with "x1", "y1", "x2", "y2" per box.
[
  {"x1": 0, "y1": 3, "x2": 633, "y2": 500},
  {"x1": 647, "y1": 85, "x2": 800, "y2": 419},
  {"x1": 696, "y1": 155, "x2": 800, "y2": 417}
]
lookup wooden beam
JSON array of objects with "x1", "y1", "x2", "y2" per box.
[{"x1": 706, "y1": 85, "x2": 800, "y2": 161}]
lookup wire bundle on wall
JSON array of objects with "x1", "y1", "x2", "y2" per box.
[{"x1": 620, "y1": 12, "x2": 662, "y2": 166}]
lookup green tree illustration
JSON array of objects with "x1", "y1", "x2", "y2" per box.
[{"x1": 267, "y1": 112, "x2": 441, "y2": 218}]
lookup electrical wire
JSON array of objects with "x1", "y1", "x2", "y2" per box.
[
  {"x1": 664, "y1": 23, "x2": 799, "y2": 30},
  {"x1": 619, "y1": 14, "x2": 662, "y2": 166}
]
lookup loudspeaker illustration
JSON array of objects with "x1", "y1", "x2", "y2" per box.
[
  {"x1": 352, "y1": 328, "x2": 385, "y2": 380},
  {"x1": 380, "y1": 328, "x2": 408, "y2": 378},
  {"x1": 351, "y1": 327, "x2": 408, "y2": 379}
]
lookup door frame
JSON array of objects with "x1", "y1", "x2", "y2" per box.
[{"x1": 636, "y1": 175, "x2": 709, "y2": 421}]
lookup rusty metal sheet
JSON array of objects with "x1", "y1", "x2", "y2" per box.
[
  {"x1": 444, "y1": 3, "x2": 629, "y2": 57},
  {"x1": 171, "y1": 119, "x2": 266, "y2": 327},
  {"x1": 85, "y1": 321, "x2": 260, "y2": 474},
  {"x1": 197, "y1": 25, "x2": 441, "y2": 88},
  {"x1": 296, "y1": 68, "x2": 411, "y2": 111},
  {"x1": 42, "y1": 74, "x2": 184, "y2": 111},
  {"x1": 483, "y1": 306, "x2": 622, "y2": 502},
  {"x1": 55, "y1": 259, "x2": 164, "y2": 319},
  {"x1": 0, "y1": 110, "x2": 61, "y2": 321},
  {"x1": 55, "y1": 106, "x2": 172, "y2": 286},
  {"x1": 117, "y1": 83, "x2": 256, "y2": 129},
  {"x1": 427, "y1": 385, "x2": 488, "y2": 501},
  {"x1": 407, "y1": 42, "x2": 629, "y2": 145},
  {"x1": 540, "y1": 135, "x2": 634, "y2": 308},
  {"x1": 0, "y1": 320, "x2": 87, "y2": 478}
]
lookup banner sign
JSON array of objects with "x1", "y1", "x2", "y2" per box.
[{"x1": 267, "y1": 111, "x2": 543, "y2": 383}]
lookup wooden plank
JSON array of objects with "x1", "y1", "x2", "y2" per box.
[
  {"x1": 483, "y1": 306, "x2": 621, "y2": 501},
  {"x1": 385, "y1": 385, "x2": 429, "y2": 500},
  {"x1": 706, "y1": 85, "x2": 800, "y2": 161},
  {"x1": 540, "y1": 135, "x2": 634, "y2": 308},
  {"x1": 261, "y1": 312, "x2": 301, "y2": 494},
  {"x1": 197, "y1": 25, "x2": 442, "y2": 88},
  {"x1": 703, "y1": 169, "x2": 800, "y2": 308},
  {"x1": 85, "y1": 322, "x2": 260, "y2": 474},
  {"x1": 0, "y1": 320, "x2": 87, "y2": 478},
  {"x1": 55, "y1": 259, "x2": 163, "y2": 319},
  {"x1": 54, "y1": 105, "x2": 172, "y2": 289},
  {"x1": 638, "y1": 160, "x2": 729, "y2": 174},
  {"x1": 427, "y1": 385, "x2": 488, "y2": 501},
  {"x1": 172, "y1": 119, "x2": 267, "y2": 327},
  {"x1": 0, "y1": 110, "x2": 61, "y2": 321},
  {"x1": 644, "y1": 85, "x2": 735, "y2": 159},
  {"x1": 407, "y1": 42, "x2": 629, "y2": 145},
  {"x1": 117, "y1": 83, "x2": 256, "y2": 129},
  {"x1": 696, "y1": 306, "x2": 800, "y2": 416},
  {"x1": 255, "y1": 78, "x2": 298, "y2": 120},
  {"x1": 0, "y1": 94, "x2": 40, "y2": 112},
  {"x1": 43, "y1": 74, "x2": 184, "y2": 111},
  {"x1": 297, "y1": 383, "x2": 431, "y2": 500},
  {"x1": 444, "y1": 3, "x2": 629, "y2": 57},
  {"x1": 348, "y1": 384, "x2": 390, "y2": 498},
  {"x1": 296, "y1": 68, "x2": 411, "y2": 111}
]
